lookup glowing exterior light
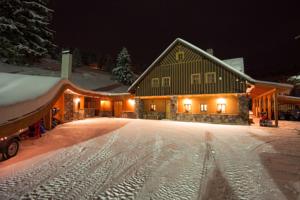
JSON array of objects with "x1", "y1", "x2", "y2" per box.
[
  {"x1": 128, "y1": 99, "x2": 135, "y2": 106},
  {"x1": 183, "y1": 98, "x2": 192, "y2": 105},
  {"x1": 216, "y1": 98, "x2": 226, "y2": 105},
  {"x1": 74, "y1": 97, "x2": 80, "y2": 104}
]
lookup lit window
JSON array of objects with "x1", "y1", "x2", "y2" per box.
[
  {"x1": 183, "y1": 99, "x2": 192, "y2": 113},
  {"x1": 162, "y1": 77, "x2": 171, "y2": 87},
  {"x1": 205, "y1": 72, "x2": 216, "y2": 84},
  {"x1": 176, "y1": 51, "x2": 185, "y2": 61},
  {"x1": 150, "y1": 104, "x2": 156, "y2": 111},
  {"x1": 184, "y1": 104, "x2": 191, "y2": 113},
  {"x1": 151, "y1": 78, "x2": 160, "y2": 87},
  {"x1": 200, "y1": 104, "x2": 207, "y2": 112},
  {"x1": 191, "y1": 73, "x2": 201, "y2": 85},
  {"x1": 217, "y1": 104, "x2": 226, "y2": 113}
]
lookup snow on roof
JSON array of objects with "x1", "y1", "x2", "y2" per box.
[
  {"x1": 0, "y1": 61, "x2": 121, "y2": 91},
  {"x1": 128, "y1": 38, "x2": 293, "y2": 92},
  {"x1": 0, "y1": 73, "x2": 130, "y2": 125},
  {"x1": 0, "y1": 73, "x2": 61, "y2": 107}
]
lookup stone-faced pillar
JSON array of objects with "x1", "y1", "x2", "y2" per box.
[
  {"x1": 64, "y1": 93, "x2": 74, "y2": 121},
  {"x1": 170, "y1": 96, "x2": 178, "y2": 120},
  {"x1": 238, "y1": 94, "x2": 249, "y2": 124},
  {"x1": 134, "y1": 97, "x2": 144, "y2": 119}
]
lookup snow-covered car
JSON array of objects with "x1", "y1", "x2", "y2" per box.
[{"x1": 0, "y1": 128, "x2": 27, "y2": 160}]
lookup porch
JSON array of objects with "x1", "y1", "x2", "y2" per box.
[{"x1": 249, "y1": 81, "x2": 295, "y2": 127}]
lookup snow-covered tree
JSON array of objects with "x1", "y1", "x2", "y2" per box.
[
  {"x1": 112, "y1": 47, "x2": 135, "y2": 85},
  {"x1": 287, "y1": 75, "x2": 300, "y2": 85},
  {"x1": 0, "y1": 0, "x2": 24, "y2": 63},
  {"x1": 72, "y1": 48, "x2": 82, "y2": 68},
  {"x1": 0, "y1": 0, "x2": 55, "y2": 64}
]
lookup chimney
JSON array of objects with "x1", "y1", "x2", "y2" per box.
[
  {"x1": 206, "y1": 48, "x2": 214, "y2": 56},
  {"x1": 61, "y1": 50, "x2": 72, "y2": 80}
]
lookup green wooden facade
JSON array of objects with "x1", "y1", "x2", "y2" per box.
[{"x1": 132, "y1": 40, "x2": 248, "y2": 96}]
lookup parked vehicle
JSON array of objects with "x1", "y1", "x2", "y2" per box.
[
  {"x1": 259, "y1": 112, "x2": 273, "y2": 127},
  {"x1": 0, "y1": 128, "x2": 28, "y2": 160},
  {"x1": 279, "y1": 109, "x2": 300, "y2": 121}
]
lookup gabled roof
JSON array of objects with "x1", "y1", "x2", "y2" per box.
[
  {"x1": 128, "y1": 38, "x2": 293, "y2": 92},
  {"x1": 128, "y1": 38, "x2": 256, "y2": 92}
]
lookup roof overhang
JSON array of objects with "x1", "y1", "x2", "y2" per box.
[{"x1": 278, "y1": 95, "x2": 300, "y2": 105}]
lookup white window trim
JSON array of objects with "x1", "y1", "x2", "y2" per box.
[
  {"x1": 151, "y1": 78, "x2": 160, "y2": 87},
  {"x1": 162, "y1": 77, "x2": 171, "y2": 87},
  {"x1": 205, "y1": 72, "x2": 216, "y2": 84},
  {"x1": 200, "y1": 104, "x2": 207, "y2": 112},
  {"x1": 175, "y1": 51, "x2": 185, "y2": 61},
  {"x1": 191, "y1": 73, "x2": 201, "y2": 85}
]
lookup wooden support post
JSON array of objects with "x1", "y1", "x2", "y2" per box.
[
  {"x1": 273, "y1": 91, "x2": 278, "y2": 127},
  {"x1": 252, "y1": 98, "x2": 256, "y2": 116},
  {"x1": 44, "y1": 109, "x2": 52, "y2": 130},
  {"x1": 258, "y1": 97, "x2": 262, "y2": 116},
  {"x1": 267, "y1": 95, "x2": 272, "y2": 120},
  {"x1": 263, "y1": 96, "x2": 267, "y2": 112}
]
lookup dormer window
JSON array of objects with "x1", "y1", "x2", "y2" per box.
[
  {"x1": 176, "y1": 51, "x2": 185, "y2": 61},
  {"x1": 162, "y1": 77, "x2": 171, "y2": 87},
  {"x1": 205, "y1": 72, "x2": 216, "y2": 84},
  {"x1": 151, "y1": 78, "x2": 160, "y2": 87},
  {"x1": 191, "y1": 73, "x2": 201, "y2": 85}
]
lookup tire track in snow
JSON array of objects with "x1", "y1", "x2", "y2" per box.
[
  {"x1": 19, "y1": 131, "x2": 120, "y2": 199},
  {"x1": 66, "y1": 137, "x2": 158, "y2": 199},
  {"x1": 211, "y1": 131, "x2": 267, "y2": 200},
  {"x1": 93, "y1": 134, "x2": 170, "y2": 200},
  {"x1": 0, "y1": 139, "x2": 101, "y2": 199},
  {"x1": 137, "y1": 127, "x2": 206, "y2": 200}
]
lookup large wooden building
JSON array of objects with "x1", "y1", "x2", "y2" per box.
[{"x1": 129, "y1": 38, "x2": 295, "y2": 125}]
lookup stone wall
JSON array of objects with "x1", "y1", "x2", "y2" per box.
[
  {"x1": 143, "y1": 112, "x2": 166, "y2": 120},
  {"x1": 170, "y1": 96, "x2": 178, "y2": 120},
  {"x1": 122, "y1": 112, "x2": 137, "y2": 119},
  {"x1": 238, "y1": 94, "x2": 249, "y2": 122},
  {"x1": 135, "y1": 97, "x2": 144, "y2": 119},
  {"x1": 64, "y1": 93, "x2": 74, "y2": 122},
  {"x1": 176, "y1": 113, "x2": 248, "y2": 125},
  {"x1": 99, "y1": 111, "x2": 113, "y2": 117}
]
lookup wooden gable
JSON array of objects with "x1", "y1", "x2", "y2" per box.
[{"x1": 134, "y1": 41, "x2": 248, "y2": 96}]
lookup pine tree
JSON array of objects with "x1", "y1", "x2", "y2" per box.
[
  {"x1": 0, "y1": 0, "x2": 24, "y2": 63},
  {"x1": 72, "y1": 48, "x2": 82, "y2": 68},
  {"x1": 112, "y1": 47, "x2": 135, "y2": 85},
  {"x1": 0, "y1": 0, "x2": 55, "y2": 64}
]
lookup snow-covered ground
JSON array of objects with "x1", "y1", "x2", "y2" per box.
[{"x1": 0, "y1": 118, "x2": 299, "y2": 200}]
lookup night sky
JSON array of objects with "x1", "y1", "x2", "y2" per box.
[{"x1": 49, "y1": 1, "x2": 300, "y2": 79}]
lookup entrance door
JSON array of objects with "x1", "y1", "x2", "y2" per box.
[
  {"x1": 165, "y1": 100, "x2": 171, "y2": 119},
  {"x1": 114, "y1": 101, "x2": 123, "y2": 117}
]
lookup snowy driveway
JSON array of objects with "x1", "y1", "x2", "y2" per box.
[{"x1": 0, "y1": 118, "x2": 299, "y2": 199}]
